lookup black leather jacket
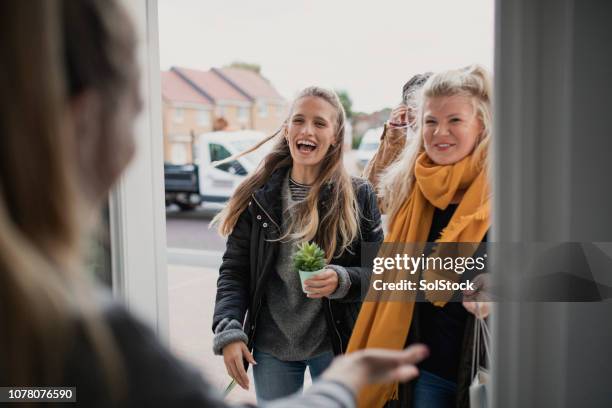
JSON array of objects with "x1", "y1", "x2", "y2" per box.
[{"x1": 212, "y1": 166, "x2": 383, "y2": 356}]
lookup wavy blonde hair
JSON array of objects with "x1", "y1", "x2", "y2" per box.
[
  {"x1": 213, "y1": 86, "x2": 360, "y2": 261},
  {"x1": 379, "y1": 65, "x2": 493, "y2": 223}
]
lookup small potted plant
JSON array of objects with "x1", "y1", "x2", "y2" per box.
[{"x1": 293, "y1": 242, "x2": 326, "y2": 293}]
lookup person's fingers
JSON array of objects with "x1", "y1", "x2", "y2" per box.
[
  {"x1": 306, "y1": 278, "x2": 334, "y2": 289},
  {"x1": 398, "y1": 344, "x2": 429, "y2": 365},
  {"x1": 233, "y1": 359, "x2": 249, "y2": 390},
  {"x1": 307, "y1": 281, "x2": 337, "y2": 296},
  {"x1": 307, "y1": 289, "x2": 326, "y2": 298},
  {"x1": 226, "y1": 359, "x2": 238, "y2": 385},
  {"x1": 389, "y1": 365, "x2": 420, "y2": 383},
  {"x1": 308, "y1": 271, "x2": 335, "y2": 281},
  {"x1": 242, "y1": 344, "x2": 257, "y2": 365}
]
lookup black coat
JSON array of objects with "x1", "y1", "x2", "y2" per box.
[{"x1": 212, "y1": 167, "x2": 383, "y2": 356}]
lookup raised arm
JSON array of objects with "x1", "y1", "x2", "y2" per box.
[{"x1": 362, "y1": 113, "x2": 408, "y2": 213}]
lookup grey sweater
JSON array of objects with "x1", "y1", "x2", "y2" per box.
[{"x1": 254, "y1": 174, "x2": 329, "y2": 360}]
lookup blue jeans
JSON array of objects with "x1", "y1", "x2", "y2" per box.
[
  {"x1": 252, "y1": 349, "x2": 334, "y2": 403},
  {"x1": 412, "y1": 369, "x2": 458, "y2": 408}
]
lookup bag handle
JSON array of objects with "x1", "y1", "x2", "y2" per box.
[{"x1": 471, "y1": 303, "x2": 491, "y2": 380}]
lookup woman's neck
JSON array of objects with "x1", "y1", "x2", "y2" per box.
[{"x1": 290, "y1": 165, "x2": 319, "y2": 185}]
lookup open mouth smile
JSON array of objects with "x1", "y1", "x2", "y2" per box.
[
  {"x1": 434, "y1": 142, "x2": 456, "y2": 151},
  {"x1": 296, "y1": 139, "x2": 318, "y2": 153}
]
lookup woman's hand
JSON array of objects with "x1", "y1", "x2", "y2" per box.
[
  {"x1": 388, "y1": 104, "x2": 409, "y2": 127},
  {"x1": 222, "y1": 341, "x2": 256, "y2": 390},
  {"x1": 321, "y1": 344, "x2": 429, "y2": 393},
  {"x1": 304, "y1": 269, "x2": 339, "y2": 298},
  {"x1": 462, "y1": 274, "x2": 491, "y2": 319}
]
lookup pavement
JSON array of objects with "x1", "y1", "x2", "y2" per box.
[{"x1": 167, "y1": 262, "x2": 256, "y2": 404}]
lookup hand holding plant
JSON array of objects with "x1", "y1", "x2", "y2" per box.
[{"x1": 293, "y1": 242, "x2": 338, "y2": 297}]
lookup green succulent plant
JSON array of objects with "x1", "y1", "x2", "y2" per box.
[{"x1": 293, "y1": 242, "x2": 326, "y2": 272}]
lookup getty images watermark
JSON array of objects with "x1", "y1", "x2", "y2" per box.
[{"x1": 358, "y1": 242, "x2": 612, "y2": 302}]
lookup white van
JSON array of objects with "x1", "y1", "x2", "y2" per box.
[
  {"x1": 165, "y1": 130, "x2": 272, "y2": 209},
  {"x1": 195, "y1": 130, "x2": 271, "y2": 203}
]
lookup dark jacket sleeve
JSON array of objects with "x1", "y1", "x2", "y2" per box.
[
  {"x1": 65, "y1": 301, "x2": 356, "y2": 408},
  {"x1": 212, "y1": 208, "x2": 252, "y2": 332},
  {"x1": 64, "y1": 304, "x2": 228, "y2": 408},
  {"x1": 334, "y1": 181, "x2": 384, "y2": 303}
]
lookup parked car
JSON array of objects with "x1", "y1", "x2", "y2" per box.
[
  {"x1": 164, "y1": 163, "x2": 201, "y2": 210},
  {"x1": 164, "y1": 130, "x2": 271, "y2": 210},
  {"x1": 356, "y1": 127, "x2": 383, "y2": 170}
]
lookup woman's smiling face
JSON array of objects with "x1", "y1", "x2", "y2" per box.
[
  {"x1": 422, "y1": 94, "x2": 483, "y2": 165},
  {"x1": 286, "y1": 96, "x2": 338, "y2": 170}
]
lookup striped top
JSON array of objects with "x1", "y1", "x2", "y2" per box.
[{"x1": 288, "y1": 177, "x2": 311, "y2": 201}]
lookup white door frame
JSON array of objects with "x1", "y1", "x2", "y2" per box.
[{"x1": 109, "y1": 0, "x2": 169, "y2": 341}]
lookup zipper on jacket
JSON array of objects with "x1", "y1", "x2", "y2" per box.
[
  {"x1": 251, "y1": 194, "x2": 281, "y2": 232},
  {"x1": 247, "y1": 302, "x2": 263, "y2": 349},
  {"x1": 327, "y1": 299, "x2": 344, "y2": 354}
]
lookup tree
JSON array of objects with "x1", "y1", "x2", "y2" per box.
[
  {"x1": 335, "y1": 89, "x2": 353, "y2": 119},
  {"x1": 227, "y1": 61, "x2": 261, "y2": 74}
]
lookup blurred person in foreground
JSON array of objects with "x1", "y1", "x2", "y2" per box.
[{"x1": 0, "y1": 1, "x2": 428, "y2": 407}]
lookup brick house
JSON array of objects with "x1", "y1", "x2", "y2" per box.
[
  {"x1": 161, "y1": 66, "x2": 287, "y2": 164},
  {"x1": 161, "y1": 70, "x2": 213, "y2": 164}
]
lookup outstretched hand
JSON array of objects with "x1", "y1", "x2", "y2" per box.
[{"x1": 321, "y1": 344, "x2": 429, "y2": 394}]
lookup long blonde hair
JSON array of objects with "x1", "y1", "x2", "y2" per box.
[
  {"x1": 0, "y1": 0, "x2": 134, "y2": 392},
  {"x1": 213, "y1": 86, "x2": 360, "y2": 260},
  {"x1": 380, "y1": 65, "x2": 493, "y2": 223}
]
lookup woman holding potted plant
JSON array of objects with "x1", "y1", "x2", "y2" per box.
[{"x1": 212, "y1": 86, "x2": 384, "y2": 402}]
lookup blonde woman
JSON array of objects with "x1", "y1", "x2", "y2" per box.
[
  {"x1": 349, "y1": 66, "x2": 493, "y2": 408},
  {"x1": 0, "y1": 1, "x2": 430, "y2": 406},
  {"x1": 212, "y1": 87, "x2": 384, "y2": 402}
]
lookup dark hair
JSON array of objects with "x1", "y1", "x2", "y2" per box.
[{"x1": 402, "y1": 72, "x2": 433, "y2": 105}]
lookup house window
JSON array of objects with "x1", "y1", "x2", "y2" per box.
[
  {"x1": 257, "y1": 102, "x2": 268, "y2": 118},
  {"x1": 238, "y1": 107, "x2": 249, "y2": 124},
  {"x1": 173, "y1": 108, "x2": 184, "y2": 123},
  {"x1": 197, "y1": 110, "x2": 210, "y2": 127}
]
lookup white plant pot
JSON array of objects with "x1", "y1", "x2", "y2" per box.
[{"x1": 298, "y1": 268, "x2": 325, "y2": 294}]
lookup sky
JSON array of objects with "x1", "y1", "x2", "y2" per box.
[{"x1": 157, "y1": 0, "x2": 494, "y2": 113}]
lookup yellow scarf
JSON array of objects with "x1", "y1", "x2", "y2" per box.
[{"x1": 347, "y1": 152, "x2": 491, "y2": 408}]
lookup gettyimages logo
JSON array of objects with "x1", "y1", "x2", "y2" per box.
[{"x1": 359, "y1": 242, "x2": 612, "y2": 302}]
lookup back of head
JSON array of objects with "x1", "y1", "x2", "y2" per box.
[
  {"x1": 0, "y1": 0, "x2": 135, "y2": 389},
  {"x1": 402, "y1": 72, "x2": 433, "y2": 106}
]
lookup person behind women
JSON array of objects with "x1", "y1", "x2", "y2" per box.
[
  {"x1": 348, "y1": 66, "x2": 493, "y2": 408},
  {"x1": 212, "y1": 87, "x2": 384, "y2": 402},
  {"x1": 363, "y1": 73, "x2": 432, "y2": 201},
  {"x1": 0, "y1": 1, "x2": 430, "y2": 407}
]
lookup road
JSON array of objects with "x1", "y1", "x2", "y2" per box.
[{"x1": 166, "y1": 205, "x2": 226, "y2": 252}]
